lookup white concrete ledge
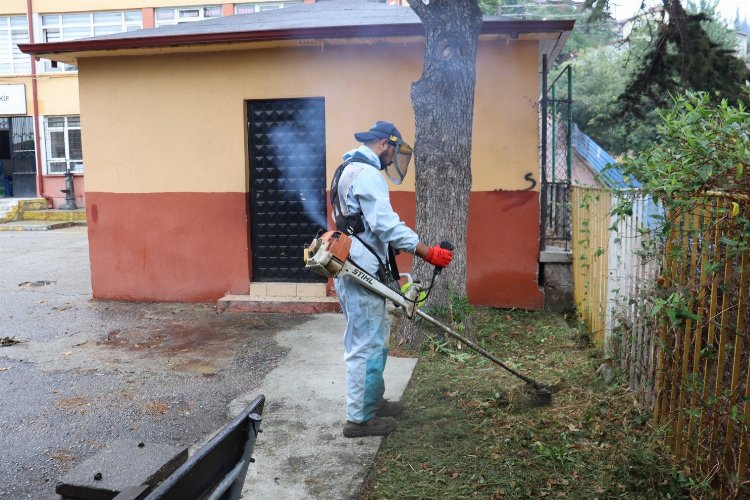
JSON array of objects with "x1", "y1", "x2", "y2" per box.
[{"x1": 540, "y1": 250, "x2": 572, "y2": 263}]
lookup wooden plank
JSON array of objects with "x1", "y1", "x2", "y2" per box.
[
  {"x1": 723, "y1": 252, "x2": 748, "y2": 484},
  {"x1": 579, "y1": 187, "x2": 589, "y2": 327},
  {"x1": 686, "y1": 205, "x2": 710, "y2": 463},
  {"x1": 710, "y1": 205, "x2": 735, "y2": 474},
  {"x1": 589, "y1": 189, "x2": 600, "y2": 339},
  {"x1": 654, "y1": 209, "x2": 677, "y2": 425},
  {"x1": 674, "y1": 210, "x2": 700, "y2": 459},
  {"x1": 606, "y1": 192, "x2": 622, "y2": 360},
  {"x1": 698, "y1": 198, "x2": 724, "y2": 475},
  {"x1": 636, "y1": 194, "x2": 649, "y2": 397},
  {"x1": 592, "y1": 190, "x2": 601, "y2": 339},
  {"x1": 644, "y1": 195, "x2": 658, "y2": 407},
  {"x1": 598, "y1": 191, "x2": 610, "y2": 342},
  {"x1": 737, "y1": 253, "x2": 750, "y2": 482},
  {"x1": 575, "y1": 188, "x2": 584, "y2": 316},
  {"x1": 666, "y1": 212, "x2": 688, "y2": 449},
  {"x1": 632, "y1": 194, "x2": 640, "y2": 389}
]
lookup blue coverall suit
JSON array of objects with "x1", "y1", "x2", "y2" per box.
[{"x1": 334, "y1": 145, "x2": 419, "y2": 424}]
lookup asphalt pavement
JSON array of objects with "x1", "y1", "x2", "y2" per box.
[{"x1": 0, "y1": 227, "x2": 416, "y2": 499}]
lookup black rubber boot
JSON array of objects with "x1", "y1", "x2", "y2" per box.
[
  {"x1": 343, "y1": 416, "x2": 397, "y2": 438},
  {"x1": 376, "y1": 398, "x2": 405, "y2": 417}
]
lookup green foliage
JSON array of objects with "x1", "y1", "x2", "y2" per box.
[
  {"x1": 687, "y1": 0, "x2": 740, "y2": 50},
  {"x1": 617, "y1": 91, "x2": 750, "y2": 198},
  {"x1": 619, "y1": 1, "x2": 750, "y2": 121},
  {"x1": 570, "y1": 44, "x2": 661, "y2": 154},
  {"x1": 423, "y1": 292, "x2": 474, "y2": 328},
  {"x1": 477, "y1": 0, "x2": 499, "y2": 15},
  {"x1": 572, "y1": 0, "x2": 748, "y2": 155}
]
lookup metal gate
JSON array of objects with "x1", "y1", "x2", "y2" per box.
[
  {"x1": 540, "y1": 60, "x2": 572, "y2": 250},
  {"x1": 247, "y1": 98, "x2": 327, "y2": 282},
  {"x1": 9, "y1": 116, "x2": 37, "y2": 198}
]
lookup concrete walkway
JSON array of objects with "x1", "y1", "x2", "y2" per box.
[{"x1": 232, "y1": 314, "x2": 417, "y2": 499}]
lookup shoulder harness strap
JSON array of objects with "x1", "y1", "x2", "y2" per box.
[{"x1": 330, "y1": 156, "x2": 400, "y2": 285}]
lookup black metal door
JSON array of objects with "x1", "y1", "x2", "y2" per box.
[
  {"x1": 248, "y1": 98, "x2": 327, "y2": 282},
  {"x1": 10, "y1": 117, "x2": 36, "y2": 198}
]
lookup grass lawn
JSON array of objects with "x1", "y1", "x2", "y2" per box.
[{"x1": 361, "y1": 308, "x2": 699, "y2": 499}]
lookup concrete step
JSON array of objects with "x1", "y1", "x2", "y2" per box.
[
  {"x1": 540, "y1": 248, "x2": 572, "y2": 263},
  {"x1": 22, "y1": 209, "x2": 86, "y2": 222},
  {"x1": 0, "y1": 220, "x2": 84, "y2": 231},
  {"x1": 0, "y1": 198, "x2": 48, "y2": 223},
  {"x1": 217, "y1": 282, "x2": 339, "y2": 313},
  {"x1": 217, "y1": 295, "x2": 340, "y2": 313},
  {"x1": 0, "y1": 199, "x2": 20, "y2": 223}
]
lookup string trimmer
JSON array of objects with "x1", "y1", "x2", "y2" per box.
[{"x1": 304, "y1": 231, "x2": 553, "y2": 406}]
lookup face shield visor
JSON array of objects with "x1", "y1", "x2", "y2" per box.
[{"x1": 385, "y1": 140, "x2": 413, "y2": 185}]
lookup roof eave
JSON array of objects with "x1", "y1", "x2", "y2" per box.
[
  {"x1": 546, "y1": 26, "x2": 572, "y2": 67},
  {"x1": 19, "y1": 19, "x2": 575, "y2": 60}
]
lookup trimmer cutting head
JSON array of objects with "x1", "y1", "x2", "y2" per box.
[{"x1": 525, "y1": 383, "x2": 553, "y2": 406}]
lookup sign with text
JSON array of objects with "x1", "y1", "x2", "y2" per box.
[{"x1": 0, "y1": 84, "x2": 27, "y2": 115}]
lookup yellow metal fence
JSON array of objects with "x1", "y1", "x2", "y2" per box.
[{"x1": 571, "y1": 186, "x2": 611, "y2": 343}]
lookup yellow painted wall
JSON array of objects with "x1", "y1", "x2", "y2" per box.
[
  {"x1": 37, "y1": 75, "x2": 80, "y2": 115},
  {"x1": 78, "y1": 39, "x2": 539, "y2": 194},
  {"x1": 0, "y1": 1, "x2": 27, "y2": 15},
  {"x1": 473, "y1": 40, "x2": 540, "y2": 191}
]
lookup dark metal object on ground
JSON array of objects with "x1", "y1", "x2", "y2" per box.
[
  {"x1": 60, "y1": 170, "x2": 78, "y2": 210},
  {"x1": 57, "y1": 396, "x2": 265, "y2": 500},
  {"x1": 56, "y1": 440, "x2": 188, "y2": 500},
  {"x1": 135, "y1": 394, "x2": 265, "y2": 500}
]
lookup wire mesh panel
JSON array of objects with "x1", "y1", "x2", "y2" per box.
[
  {"x1": 541, "y1": 64, "x2": 572, "y2": 249},
  {"x1": 541, "y1": 182, "x2": 570, "y2": 248}
]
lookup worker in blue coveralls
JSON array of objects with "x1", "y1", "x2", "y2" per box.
[{"x1": 332, "y1": 121, "x2": 454, "y2": 438}]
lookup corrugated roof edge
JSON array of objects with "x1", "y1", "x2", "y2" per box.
[{"x1": 19, "y1": 19, "x2": 575, "y2": 58}]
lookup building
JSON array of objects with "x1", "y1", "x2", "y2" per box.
[
  {"x1": 0, "y1": 0, "x2": 309, "y2": 206},
  {"x1": 20, "y1": 1, "x2": 573, "y2": 309},
  {"x1": 735, "y1": 14, "x2": 750, "y2": 64}
]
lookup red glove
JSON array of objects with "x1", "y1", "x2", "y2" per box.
[{"x1": 425, "y1": 246, "x2": 453, "y2": 267}]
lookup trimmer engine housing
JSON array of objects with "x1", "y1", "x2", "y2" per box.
[{"x1": 304, "y1": 231, "x2": 352, "y2": 278}]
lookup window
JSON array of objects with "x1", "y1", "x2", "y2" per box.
[
  {"x1": 0, "y1": 16, "x2": 31, "y2": 75},
  {"x1": 155, "y1": 6, "x2": 222, "y2": 26},
  {"x1": 235, "y1": 2, "x2": 302, "y2": 14},
  {"x1": 45, "y1": 116, "x2": 83, "y2": 174},
  {"x1": 41, "y1": 11, "x2": 142, "y2": 72}
]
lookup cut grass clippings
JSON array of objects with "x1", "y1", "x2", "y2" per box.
[{"x1": 361, "y1": 308, "x2": 701, "y2": 499}]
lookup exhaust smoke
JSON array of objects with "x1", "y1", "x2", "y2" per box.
[{"x1": 264, "y1": 121, "x2": 328, "y2": 233}]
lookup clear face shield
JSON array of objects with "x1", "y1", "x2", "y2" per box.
[{"x1": 385, "y1": 141, "x2": 413, "y2": 185}]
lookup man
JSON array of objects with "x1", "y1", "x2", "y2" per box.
[{"x1": 332, "y1": 121, "x2": 453, "y2": 438}]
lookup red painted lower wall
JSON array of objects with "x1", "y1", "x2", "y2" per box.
[
  {"x1": 86, "y1": 192, "x2": 250, "y2": 302},
  {"x1": 86, "y1": 190, "x2": 542, "y2": 308},
  {"x1": 466, "y1": 191, "x2": 543, "y2": 309},
  {"x1": 387, "y1": 190, "x2": 543, "y2": 310}
]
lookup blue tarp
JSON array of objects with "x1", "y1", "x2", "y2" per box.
[{"x1": 572, "y1": 124, "x2": 640, "y2": 188}]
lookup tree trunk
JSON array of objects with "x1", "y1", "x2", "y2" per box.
[{"x1": 397, "y1": 0, "x2": 483, "y2": 349}]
